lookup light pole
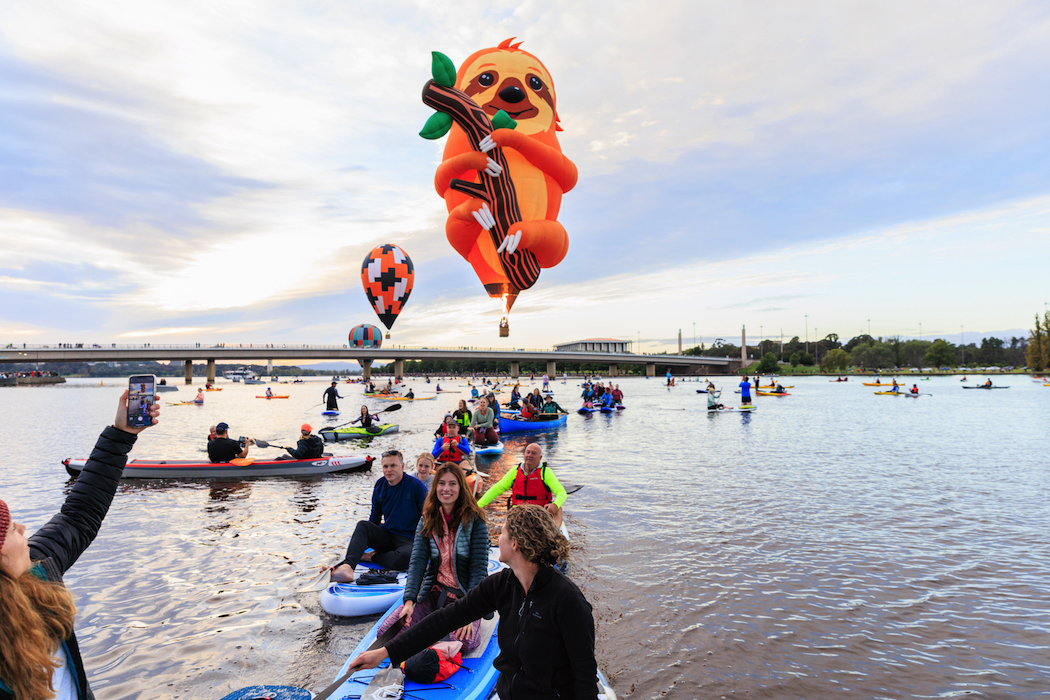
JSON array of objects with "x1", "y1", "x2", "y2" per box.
[
  {"x1": 814, "y1": 327, "x2": 818, "y2": 363},
  {"x1": 919, "y1": 322, "x2": 922, "y2": 341},
  {"x1": 867, "y1": 318, "x2": 871, "y2": 337},
  {"x1": 960, "y1": 325, "x2": 964, "y2": 365},
  {"x1": 805, "y1": 314, "x2": 809, "y2": 354},
  {"x1": 760, "y1": 325, "x2": 763, "y2": 356},
  {"x1": 637, "y1": 331, "x2": 641, "y2": 354}
]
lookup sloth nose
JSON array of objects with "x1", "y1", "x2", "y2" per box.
[{"x1": 499, "y1": 85, "x2": 526, "y2": 103}]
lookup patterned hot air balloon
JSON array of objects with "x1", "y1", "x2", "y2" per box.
[
  {"x1": 361, "y1": 244, "x2": 414, "y2": 338},
  {"x1": 349, "y1": 324, "x2": 382, "y2": 348}
]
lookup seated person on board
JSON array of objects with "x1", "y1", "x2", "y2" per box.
[
  {"x1": 374, "y1": 462, "x2": 490, "y2": 651},
  {"x1": 541, "y1": 395, "x2": 568, "y2": 415},
  {"x1": 330, "y1": 450, "x2": 427, "y2": 582},
  {"x1": 476, "y1": 443, "x2": 568, "y2": 528},
  {"x1": 207, "y1": 422, "x2": 253, "y2": 463},
  {"x1": 432, "y1": 421, "x2": 472, "y2": 465},
  {"x1": 453, "y1": 400, "x2": 472, "y2": 431},
  {"x1": 910, "y1": 385, "x2": 919, "y2": 394},
  {"x1": 470, "y1": 398, "x2": 498, "y2": 446},
  {"x1": 276, "y1": 424, "x2": 324, "y2": 460},
  {"x1": 470, "y1": 386, "x2": 480, "y2": 400},
  {"x1": 434, "y1": 413, "x2": 456, "y2": 438},
  {"x1": 707, "y1": 390, "x2": 724, "y2": 410},
  {"x1": 405, "y1": 387, "x2": 415, "y2": 399}
]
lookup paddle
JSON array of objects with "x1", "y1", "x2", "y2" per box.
[
  {"x1": 253, "y1": 439, "x2": 291, "y2": 450},
  {"x1": 325, "y1": 404, "x2": 402, "y2": 431},
  {"x1": 314, "y1": 618, "x2": 406, "y2": 700}
]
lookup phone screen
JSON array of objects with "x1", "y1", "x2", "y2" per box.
[{"x1": 127, "y1": 375, "x2": 156, "y2": 428}]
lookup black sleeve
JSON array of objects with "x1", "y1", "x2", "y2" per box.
[
  {"x1": 385, "y1": 569, "x2": 502, "y2": 665},
  {"x1": 30, "y1": 426, "x2": 136, "y2": 573},
  {"x1": 285, "y1": 439, "x2": 309, "y2": 459}
]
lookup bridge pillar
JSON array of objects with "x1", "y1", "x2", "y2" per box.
[
  {"x1": 646, "y1": 363, "x2": 656, "y2": 377},
  {"x1": 510, "y1": 361, "x2": 520, "y2": 379},
  {"x1": 608, "y1": 364, "x2": 618, "y2": 377},
  {"x1": 184, "y1": 360, "x2": 193, "y2": 385},
  {"x1": 206, "y1": 359, "x2": 216, "y2": 384},
  {"x1": 394, "y1": 359, "x2": 404, "y2": 381},
  {"x1": 267, "y1": 359, "x2": 273, "y2": 377},
  {"x1": 361, "y1": 360, "x2": 372, "y2": 380},
  {"x1": 546, "y1": 360, "x2": 556, "y2": 377}
]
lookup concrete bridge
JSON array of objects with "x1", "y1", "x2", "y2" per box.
[{"x1": 0, "y1": 344, "x2": 740, "y2": 382}]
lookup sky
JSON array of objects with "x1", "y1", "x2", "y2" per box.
[{"x1": 2, "y1": 0, "x2": 1048, "y2": 354}]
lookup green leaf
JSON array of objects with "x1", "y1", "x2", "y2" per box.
[
  {"x1": 431, "y1": 51, "x2": 457, "y2": 87},
  {"x1": 419, "y1": 111, "x2": 453, "y2": 140},
  {"x1": 491, "y1": 110, "x2": 517, "y2": 131}
]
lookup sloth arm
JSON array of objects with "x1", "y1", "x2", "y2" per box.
[
  {"x1": 435, "y1": 152, "x2": 490, "y2": 197},
  {"x1": 486, "y1": 129, "x2": 578, "y2": 192}
]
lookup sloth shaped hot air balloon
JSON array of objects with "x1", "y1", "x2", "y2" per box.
[
  {"x1": 420, "y1": 39, "x2": 577, "y2": 336},
  {"x1": 361, "y1": 244, "x2": 414, "y2": 338}
]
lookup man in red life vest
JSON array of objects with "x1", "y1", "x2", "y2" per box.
[
  {"x1": 431, "y1": 420, "x2": 472, "y2": 465},
  {"x1": 476, "y1": 443, "x2": 568, "y2": 527}
]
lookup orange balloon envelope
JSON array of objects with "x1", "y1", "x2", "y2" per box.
[
  {"x1": 420, "y1": 39, "x2": 577, "y2": 315},
  {"x1": 361, "y1": 244, "x2": 414, "y2": 330}
]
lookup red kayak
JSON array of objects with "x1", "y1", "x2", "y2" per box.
[
  {"x1": 63, "y1": 455, "x2": 372, "y2": 479},
  {"x1": 256, "y1": 395, "x2": 290, "y2": 399}
]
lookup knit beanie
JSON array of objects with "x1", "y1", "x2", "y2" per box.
[{"x1": 0, "y1": 498, "x2": 10, "y2": 552}]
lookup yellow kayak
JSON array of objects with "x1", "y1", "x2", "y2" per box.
[
  {"x1": 863, "y1": 382, "x2": 901, "y2": 387},
  {"x1": 373, "y1": 395, "x2": 436, "y2": 401}
]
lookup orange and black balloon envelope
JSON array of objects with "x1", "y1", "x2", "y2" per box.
[{"x1": 361, "y1": 244, "x2": 414, "y2": 330}]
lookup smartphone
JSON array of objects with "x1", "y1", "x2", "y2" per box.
[{"x1": 127, "y1": 375, "x2": 157, "y2": 428}]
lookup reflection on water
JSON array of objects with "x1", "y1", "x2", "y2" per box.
[{"x1": 2, "y1": 376, "x2": 1049, "y2": 698}]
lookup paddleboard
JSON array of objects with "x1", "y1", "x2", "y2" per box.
[
  {"x1": 322, "y1": 410, "x2": 341, "y2": 415},
  {"x1": 474, "y1": 441, "x2": 505, "y2": 456}
]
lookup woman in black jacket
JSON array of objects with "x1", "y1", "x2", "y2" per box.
[
  {"x1": 346, "y1": 504, "x2": 599, "y2": 700},
  {"x1": 0, "y1": 391, "x2": 158, "y2": 700}
]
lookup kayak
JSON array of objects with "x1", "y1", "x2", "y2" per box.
[
  {"x1": 756, "y1": 391, "x2": 790, "y2": 396},
  {"x1": 167, "y1": 401, "x2": 202, "y2": 405},
  {"x1": 498, "y1": 412, "x2": 568, "y2": 433},
  {"x1": 862, "y1": 382, "x2": 901, "y2": 387},
  {"x1": 577, "y1": 406, "x2": 598, "y2": 414},
  {"x1": 873, "y1": 391, "x2": 906, "y2": 395},
  {"x1": 757, "y1": 385, "x2": 793, "y2": 389},
  {"x1": 322, "y1": 410, "x2": 341, "y2": 416},
  {"x1": 320, "y1": 424, "x2": 399, "y2": 441},
  {"x1": 829, "y1": 380, "x2": 849, "y2": 383},
  {"x1": 473, "y1": 441, "x2": 505, "y2": 456},
  {"x1": 364, "y1": 392, "x2": 400, "y2": 398},
  {"x1": 962, "y1": 385, "x2": 1009, "y2": 389},
  {"x1": 256, "y1": 395, "x2": 290, "y2": 399},
  {"x1": 205, "y1": 387, "x2": 223, "y2": 391},
  {"x1": 63, "y1": 455, "x2": 373, "y2": 479},
  {"x1": 373, "y1": 395, "x2": 436, "y2": 401}
]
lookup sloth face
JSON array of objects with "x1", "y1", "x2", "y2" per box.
[{"x1": 459, "y1": 49, "x2": 557, "y2": 136}]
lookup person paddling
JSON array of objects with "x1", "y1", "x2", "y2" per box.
[
  {"x1": 194, "y1": 388, "x2": 205, "y2": 404},
  {"x1": 476, "y1": 443, "x2": 568, "y2": 528},
  {"x1": 352, "y1": 405, "x2": 379, "y2": 430},
  {"x1": 322, "y1": 381, "x2": 342, "y2": 411},
  {"x1": 277, "y1": 424, "x2": 324, "y2": 460}
]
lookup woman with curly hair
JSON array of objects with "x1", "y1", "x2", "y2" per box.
[
  {"x1": 350, "y1": 504, "x2": 597, "y2": 700},
  {"x1": 376, "y1": 462, "x2": 488, "y2": 649},
  {"x1": 0, "y1": 391, "x2": 158, "y2": 700}
]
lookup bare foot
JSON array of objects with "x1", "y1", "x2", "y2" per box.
[
  {"x1": 331, "y1": 563, "x2": 354, "y2": 582},
  {"x1": 360, "y1": 551, "x2": 373, "y2": 563}
]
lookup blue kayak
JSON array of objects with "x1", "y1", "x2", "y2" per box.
[
  {"x1": 474, "y1": 441, "x2": 505, "y2": 455},
  {"x1": 577, "y1": 406, "x2": 597, "y2": 414},
  {"x1": 499, "y1": 412, "x2": 568, "y2": 433}
]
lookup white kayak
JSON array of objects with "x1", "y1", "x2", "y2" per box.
[
  {"x1": 474, "y1": 441, "x2": 505, "y2": 456},
  {"x1": 320, "y1": 565, "x2": 409, "y2": 617}
]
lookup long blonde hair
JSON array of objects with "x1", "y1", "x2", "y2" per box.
[{"x1": 0, "y1": 566, "x2": 78, "y2": 700}]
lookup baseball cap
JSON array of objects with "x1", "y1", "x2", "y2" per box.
[
  {"x1": 301, "y1": 423, "x2": 312, "y2": 433},
  {"x1": 216, "y1": 422, "x2": 229, "y2": 432}
]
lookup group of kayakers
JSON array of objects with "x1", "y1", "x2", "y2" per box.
[
  {"x1": 1, "y1": 388, "x2": 596, "y2": 700},
  {"x1": 579, "y1": 380, "x2": 624, "y2": 409}
]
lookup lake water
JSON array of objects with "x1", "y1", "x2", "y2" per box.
[{"x1": 2, "y1": 375, "x2": 1048, "y2": 699}]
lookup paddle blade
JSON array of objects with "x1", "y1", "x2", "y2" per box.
[
  {"x1": 298, "y1": 567, "x2": 332, "y2": 593},
  {"x1": 254, "y1": 439, "x2": 271, "y2": 448},
  {"x1": 382, "y1": 404, "x2": 402, "y2": 412}
]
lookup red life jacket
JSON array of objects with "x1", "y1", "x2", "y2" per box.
[
  {"x1": 510, "y1": 463, "x2": 552, "y2": 507},
  {"x1": 437, "y1": 436, "x2": 466, "y2": 463}
]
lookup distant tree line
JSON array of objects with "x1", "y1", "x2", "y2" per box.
[{"x1": 0, "y1": 361, "x2": 345, "y2": 377}]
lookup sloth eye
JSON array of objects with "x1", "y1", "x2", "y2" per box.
[
  {"x1": 478, "y1": 73, "x2": 495, "y2": 87},
  {"x1": 528, "y1": 76, "x2": 543, "y2": 91}
]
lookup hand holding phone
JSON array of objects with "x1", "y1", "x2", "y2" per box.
[{"x1": 126, "y1": 375, "x2": 157, "y2": 429}]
